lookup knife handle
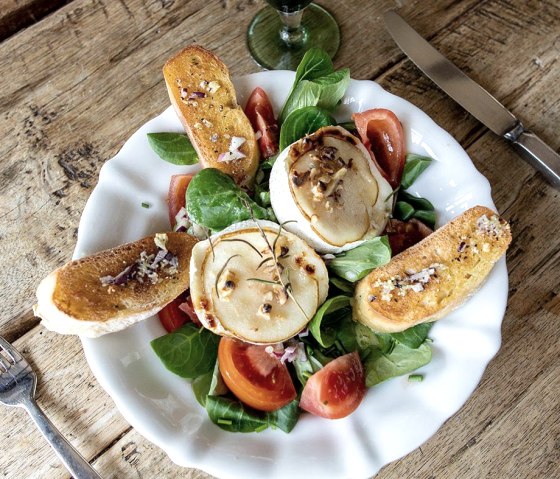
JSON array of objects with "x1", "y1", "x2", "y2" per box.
[{"x1": 509, "y1": 128, "x2": 560, "y2": 189}]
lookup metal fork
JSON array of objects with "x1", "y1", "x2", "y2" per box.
[{"x1": 0, "y1": 336, "x2": 102, "y2": 478}]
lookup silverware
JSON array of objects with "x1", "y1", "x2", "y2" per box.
[
  {"x1": 0, "y1": 336, "x2": 102, "y2": 479},
  {"x1": 384, "y1": 11, "x2": 560, "y2": 189}
]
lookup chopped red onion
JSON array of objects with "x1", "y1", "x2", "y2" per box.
[
  {"x1": 188, "y1": 91, "x2": 206, "y2": 99},
  {"x1": 298, "y1": 327, "x2": 309, "y2": 338},
  {"x1": 100, "y1": 264, "x2": 136, "y2": 286}
]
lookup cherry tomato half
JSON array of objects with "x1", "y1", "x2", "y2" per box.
[
  {"x1": 218, "y1": 337, "x2": 296, "y2": 412},
  {"x1": 300, "y1": 352, "x2": 366, "y2": 419},
  {"x1": 168, "y1": 174, "x2": 193, "y2": 228},
  {"x1": 245, "y1": 87, "x2": 279, "y2": 158},
  {"x1": 159, "y1": 294, "x2": 199, "y2": 333},
  {"x1": 352, "y1": 109, "x2": 406, "y2": 189}
]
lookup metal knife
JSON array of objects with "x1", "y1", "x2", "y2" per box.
[{"x1": 384, "y1": 11, "x2": 560, "y2": 189}]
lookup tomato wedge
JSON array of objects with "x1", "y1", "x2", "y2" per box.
[
  {"x1": 300, "y1": 352, "x2": 366, "y2": 419},
  {"x1": 352, "y1": 109, "x2": 406, "y2": 189},
  {"x1": 244, "y1": 87, "x2": 279, "y2": 158},
  {"x1": 384, "y1": 218, "x2": 433, "y2": 256},
  {"x1": 218, "y1": 338, "x2": 296, "y2": 412},
  {"x1": 168, "y1": 174, "x2": 193, "y2": 228},
  {"x1": 159, "y1": 293, "x2": 199, "y2": 333}
]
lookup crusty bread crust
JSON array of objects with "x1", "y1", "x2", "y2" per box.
[
  {"x1": 35, "y1": 232, "x2": 197, "y2": 335},
  {"x1": 163, "y1": 45, "x2": 259, "y2": 187},
  {"x1": 353, "y1": 206, "x2": 511, "y2": 332}
]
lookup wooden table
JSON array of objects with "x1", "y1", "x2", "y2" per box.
[{"x1": 1, "y1": 0, "x2": 559, "y2": 477}]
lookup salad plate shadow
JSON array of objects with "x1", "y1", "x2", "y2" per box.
[{"x1": 78, "y1": 71, "x2": 507, "y2": 479}]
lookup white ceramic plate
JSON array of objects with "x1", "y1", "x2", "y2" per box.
[{"x1": 78, "y1": 71, "x2": 508, "y2": 479}]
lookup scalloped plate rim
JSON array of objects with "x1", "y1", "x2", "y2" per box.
[{"x1": 77, "y1": 71, "x2": 508, "y2": 479}]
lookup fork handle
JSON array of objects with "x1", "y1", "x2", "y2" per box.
[{"x1": 21, "y1": 397, "x2": 102, "y2": 479}]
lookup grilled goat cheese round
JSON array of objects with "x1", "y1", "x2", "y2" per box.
[
  {"x1": 189, "y1": 220, "x2": 329, "y2": 344},
  {"x1": 270, "y1": 126, "x2": 393, "y2": 254}
]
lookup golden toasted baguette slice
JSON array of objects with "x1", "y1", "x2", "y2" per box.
[
  {"x1": 34, "y1": 232, "x2": 198, "y2": 337},
  {"x1": 354, "y1": 206, "x2": 511, "y2": 333},
  {"x1": 163, "y1": 45, "x2": 259, "y2": 187}
]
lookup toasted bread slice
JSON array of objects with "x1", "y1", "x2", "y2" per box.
[
  {"x1": 163, "y1": 45, "x2": 259, "y2": 187},
  {"x1": 34, "y1": 232, "x2": 198, "y2": 337},
  {"x1": 354, "y1": 206, "x2": 511, "y2": 333}
]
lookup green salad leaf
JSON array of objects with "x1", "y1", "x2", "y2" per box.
[
  {"x1": 393, "y1": 154, "x2": 436, "y2": 228},
  {"x1": 328, "y1": 276, "x2": 354, "y2": 295},
  {"x1": 317, "y1": 321, "x2": 434, "y2": 387},
  {"x1": 337, "y1": 120, "x2": 356, "y2": 131},
  {"x1": 279, "y1": 106, "x2": 335, "y2": 151},
  {"x1": 394, "y1": 201, "x2": 415, "y2": 221},
  {"x1": 398, "y1": 190, "x2": 434, "y2": 211},
  {"x1": 400, "y1": 153, "x2": 433, "y2": 189},
  {"x1": 309, "y1": 296, "x2": 352, "y2": 348},
  {"x1": 364, "y1": 342, "x2": 432, "y2": 387},
  {"x1": 192, "y1": 359, "x2": 228, "y2": 407},
  {"x1": 279, "y1": 48, "x2": 334, "y2": 124},
  {"x1": 150, "y1": 323, "x2": 220, "y2": 379},
  {"x1": 390, "y1": 322, "x2": 433, "y2": 349},
  {"x1": 254, "y1": 155, "x2": 278, "y2": 208},
  {"x1": 280, "y1": 69, "x2": 350, "y2": 124},
  {"x1": 394, "y1": 190, "x2": 436, "y2": 228},
  {"x1": 186, "y1": 168, "x2": 272, "y2": 231},
  {"x1": 294, "y1": 48, "x2": 334, "y2": 85},
  {"x1": 328, "y1": 236, "x2": 392, "y2": 282},
  {"x1": 292, "y1": 344, "x2": 324, "y2": 387},
  {"x1": 206, "y1": 396, "x2": 300, "y2": 433},
  {"x1": 147, "y1": 132, "x2": 198, "y2": 165}
]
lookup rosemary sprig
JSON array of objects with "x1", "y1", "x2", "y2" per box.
[
  {"x1": 241, "y1": 200, "x2": 309, "y2": 322},
  {"x1": 272, "y1": 220, "x2": 297, "y2": 254},
  {"x1": 221, "y1": 238, "x2": 263, "y2": 258},
  {"x1": 246, "y1": 278, "x2": 281, "y2": 285},
  {"x1": 256, "y1": 256, "x2": 274, "y2": 270},
  {"x1": 215, "y1": 254, "x2": 240, "y2": 299},
  {"x1": 206, "y1": 231, "x2": 216, "y2": 262}
]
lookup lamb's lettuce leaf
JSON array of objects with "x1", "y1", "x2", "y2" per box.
[{"x1": 328, "y1": 236, "x2": 392, "y2": 282}]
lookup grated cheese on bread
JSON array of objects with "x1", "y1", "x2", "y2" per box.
[
  {"x1": 34, "y1": 232, "x2": 198, "y2": 337},
  {"x1": 163, "y1": 45, "x2": 260, "y2": 188},
  {"x1": 353, "y1": 206, "x2": 512, "y2": 333}
]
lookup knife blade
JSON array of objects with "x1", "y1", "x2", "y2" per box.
[{"x1": 384, "y1": 11, "x2": 560, "y2": 189}]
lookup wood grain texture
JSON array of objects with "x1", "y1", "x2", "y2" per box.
[
  {"x1": 0, "y1": 0, "x2": 558, "y2": 478},
  {"x1": 0, "y1": 0, "x2": 72, "y2": 41}
]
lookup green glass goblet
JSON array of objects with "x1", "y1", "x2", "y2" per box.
[{"x1": 247, "y1": 1, "x2": 340, "y2": 70}]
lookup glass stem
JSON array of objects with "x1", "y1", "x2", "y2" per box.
[{"x1": 278, "y1": 10, "x2": 307, "y2": 48}]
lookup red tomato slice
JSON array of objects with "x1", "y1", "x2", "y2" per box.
[
  {"x1": 244, "y1": 87, "x2": 279, "y2": 158},
  {"x1": 300, "y1": 352, "x2": 366, "y2": 419},
  {"x1": 352, "y1": 109, "x2": 406, "y2": 189},
  {"x1": 218, "y1": 338, "x2": 296, "y2": 412},
  {"x1": 168, "y1": 174, "x2": 193, "y2": 228},
  {"x1": 159, "y1": 293, "x2": 199, "y2": 333},
  {"x1": 384, "y1": 218, "x2": 433, "y2": 256}
]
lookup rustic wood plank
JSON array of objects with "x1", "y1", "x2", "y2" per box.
[
  {"x1": 0, "y1": 0, "x2": 72, "y2": 41},
  {"x1": 92, "y1": 428, "x2": 214, "y2": 479}
]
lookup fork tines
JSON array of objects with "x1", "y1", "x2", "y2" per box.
[{"x1": 0, "y1": 336, "x2": 25, "y2": 375}]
